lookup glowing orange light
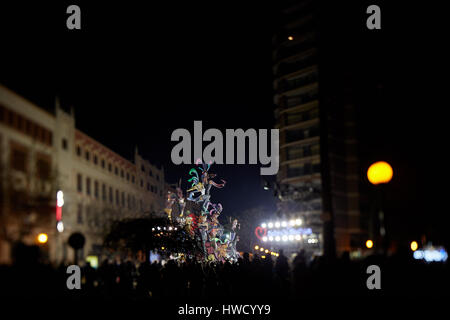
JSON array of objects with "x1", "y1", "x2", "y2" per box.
[
  {"x1": 288, "y1": 36, "x2": 294, "y2": 41},
  {"x1": 37, "y1": 233, "x2": 48, "y2": 244},
  {"x1": 367, "y1": 161, "x2": 393, "y2": 185},
  {"x1": 410, "y1": 241, "x2": 418, "y2": 251},
  {"x1": 366, "y1": 239, "x2": 373, "y2": 249}
]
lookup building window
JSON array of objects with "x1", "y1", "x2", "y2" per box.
[
  {"x1": 86, "y1": 206, "x2": 90, "y2": 224},
  {"x1": 77, "y1": 204, "x2": 83, "y2": 224},
  {"x1": 102, "y1": 183, "x2": 106, "y2": 201},
  {"x1": 115, "y1": 166, "x2": 118, "y2": 175},
  {"x1": 93, "y1": 155, "x2": 98, "y2": 165},
  {"x1": 140, "y1": 179, "x2": 143, "y2": 188},
  {"x1": 11, "y1": 148, "x2": 27, "y2": 172},
  {"x1": 155, "y1": 187, "x2": 158, "y2": 194},
  {"x1": 43, "y1": 130, "x2": 49, "y2": 145},
  {"x1": 62, "y1": 138, "x2": 68, "y2": 150},
  {"x1": 141, "y1": 165, "x2": 145, "y2": 172},
  {"x1": 76, "y1": 146, "x2": 81, "y2": 156},
  {"x1": 311, "y1": 144, "x2": 320, "y2": 155},
  {"x1": 47, "y1": 131, "x2": 53, "y2": 146},
  {"x1": 126, "y1": 172, "x2": 130, "y2": 181},
  {"x1": 17, "y1": 115, "x2": 25, "y2": 132},
  {"x1": 109, "y1": 187, "x2": 113, "y2": 203},
  {"x1": 85, "y1": 151, "x2": 90, "y2": 161},
  {"x1": 35, "y1": 126, "x2": 42, "y2": 142},
  {"x1": 36, "y1": 157, "x2": 51, "y2": 180},
  {"x1": 147, "y1": 183, "x2": 150, "y2": 191},
  {"x1": 101, "y1": 159, "x2": 105, "y2": 168},
  {"x1": 149, "y1": 170, "x2": 152, "y2": 177},
  {"x1": 303, "y1": 145, "x2": 312, "y2": 157},
  {"x1": 94, "y1": 214, "x2": 99, "y2": 228},
  {"x1": 156, "y1": 175, "x2": 159, "y2": 181},
  {"x1": 140, "y1": 199, "x2": 143, "y2": 211},
  {"x1": 108, "y1": 163, "x2": 112, "y2": 172},
  {"x1": 304, "y1": 163, "x2": 312, "y2": 174},
  {"x1": 4, "y1": 109, "x2": 12, "y2": 125},
  {"x1": 127, "y1": 194, "x2": 131, "y2": 209},
  {"x1": 86, "y1": 177, "x2": 91, "y2": 195},
  {"x1": 25, "y1": 120, "x2": 32, "y2": 135},
  {"x1": 94, "y1": 181, "x2": 99, "y2": 199},
  {"x1": 0, "y1": 104, "x2": 4, "y2": 122},
  {"x1": 132, "y1": 175, "x2": 135, "y2": 183},
  {"x1": 312, "y1": 160, "x2": 321, "y2": 173},
  {"x1": 121, "y1": 169, "x2": 124, "y2": 178},
  {"x1": 287, "y1": 145, "x2": 304, "y2": 160},
  {"x1": 116, "y1": 190, "x2": 119, "y2": 206},
  {"x1": 77, "y1": 173, "x2": 82, "y2": 192},
  {"x1": 121, "y1": 192, "x2": 125, "y2": 207},
  {"x1": 310, "y1": 108, "x2": 319, "y2": 119}
]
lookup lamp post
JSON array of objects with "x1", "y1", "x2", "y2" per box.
[{"x1": 367, "y1": 161, "x2": 393, "y2": 254}]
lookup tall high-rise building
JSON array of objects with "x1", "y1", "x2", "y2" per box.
[{"x1": 273, "y1": 0, "x2": 362, "y2": 257}]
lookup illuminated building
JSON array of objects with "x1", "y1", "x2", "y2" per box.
[
  {"x1": 273, "y1": 0, "x2": 362, "y2": 257},
  {"x1": 0, "y1": 84, "x2": 167, "y2": 264}
]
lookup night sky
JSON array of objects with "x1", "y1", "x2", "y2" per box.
[{"x1": 1, "y1": 1, "x2": 448, "y2": 246}]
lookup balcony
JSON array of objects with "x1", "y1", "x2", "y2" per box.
[
  {"x1": 275, "y1": 37, "x2": 316, "y2": 62},
  {"x1": 275, "y1": 54, "x2": 318, "y2": 78},
  {"x1": 276, "y1": 72, "x2": 318, "y2": 94},
  {"x1": 286, "y1": 162, "x2": 321, "y2": 178},
  {"x1": 284, "y1": 125, "x2": 320, "y2": 144},
  {"x1": 285, "y1": 144, "x2": 320, "y2": 161},
  {"x1": 284, "y1": 107, "x2": 319, "y2": 126},
  {"x1": 277, "y1": 88, "x2": 319, "y2": 111}
]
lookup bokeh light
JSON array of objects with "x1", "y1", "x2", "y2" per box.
[{"x1": 367, "y1": 161, "x2": 393, "y2": 185}]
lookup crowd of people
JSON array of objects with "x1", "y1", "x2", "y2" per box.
[{"x1": 1, "y1": 244, "x2": 448, "y2": 299}]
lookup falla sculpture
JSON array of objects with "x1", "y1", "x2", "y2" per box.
[{"x1": 164, "y1": 160, "x2": 240, "y2": 262}]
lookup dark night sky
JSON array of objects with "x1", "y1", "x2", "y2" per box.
[{"x1": 1, "y1": 1, "x2": 448, "y2": 246}]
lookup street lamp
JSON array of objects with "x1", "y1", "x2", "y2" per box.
[
  {"x1": 57, "y1": 221, "x2": 64, "y2": 233},
  {"x1": 367, "y1": 161, "x2": 393, "y2": 185},
  {"x1": 410, "y1": 241, "x2": 418, "y2": 252},
  {"x1": 367, "y1": 161, "x2": 393, "y2": 254},
  {"x1": 37, "y1": 233, "x2": 48, "y2": 244}
]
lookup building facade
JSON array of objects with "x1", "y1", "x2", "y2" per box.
[
  {"x1": 0, "y1": 85, "x2": 166, "y2": 264},
  {"x1": 273, "y1": 0, "x2": 363, "y2": 257}
]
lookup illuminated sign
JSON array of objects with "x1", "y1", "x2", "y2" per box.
[
  {"x1": 254, "y1": 226, "x2": 267, "y2": 240},
  {"x1": 56, "y1": 190, "x2": 64, "y2": 222}
]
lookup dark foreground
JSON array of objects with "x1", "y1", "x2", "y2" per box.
[{"x1": 1, "y1": 247, "x2": 448, "y2": 301}]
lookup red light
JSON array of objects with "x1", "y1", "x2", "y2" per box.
[{"x1": 56, "y1": 204, "x2": 62, "y2": 221}]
